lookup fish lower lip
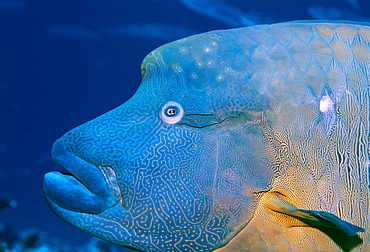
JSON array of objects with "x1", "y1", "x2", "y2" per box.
[{"x1": 43, "y1": 139, "x2": 121, "y2": 214}]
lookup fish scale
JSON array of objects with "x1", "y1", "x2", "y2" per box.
[{"x1": 44, "y1": 21, "x2": 369, "y2": 251}]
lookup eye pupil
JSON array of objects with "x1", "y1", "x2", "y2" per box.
[{"x1": 165, "y1": 106, "x2": 178, "y2": 117}]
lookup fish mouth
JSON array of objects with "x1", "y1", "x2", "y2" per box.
[{"x1": 43, "y1": 139, "x2": 121, "y2": 214}]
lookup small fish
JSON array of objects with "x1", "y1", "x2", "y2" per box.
[
  {"x1": 48, "y1": 26, "x2": 102, "y2": 40},
  {"x1": 178, "y1": 0, "x2": 266, "y2": 26},
  {"x1": 105, "y1": 23, "x2": 197, "y2": 41},
  {"x1": 44, "y1": 21, "x2": 369, "y2": 251},
  {"x1": 307, "y1": 5, "x2": 370, "y2": 22},
  {"x1": 0, "y1": 199, "x2": 17, "y2": 211}
]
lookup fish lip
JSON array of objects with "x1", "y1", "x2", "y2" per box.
[
  {"x1": 43, "y1": 138, "x2": 121, "y2": 214},
  {"x1": 51, "y1": 139, "x2": 112, "y2": 197}
]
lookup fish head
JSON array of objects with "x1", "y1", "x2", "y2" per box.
[{"x1": 43, "y1": 30, "x2": 276, "y2": 251}]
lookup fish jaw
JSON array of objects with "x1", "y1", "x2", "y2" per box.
[{"x1": 43, "y1": 138, "x2": 121, "y2": 214}]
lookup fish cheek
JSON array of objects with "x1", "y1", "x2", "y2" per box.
[
  {"x1": 119, "y1": 126, "x2": 216, "y2": 235},
  {"x1": 206, "y1": 124, "x2": 274, "y2": 235}
]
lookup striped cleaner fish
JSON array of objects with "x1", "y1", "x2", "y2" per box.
[{"x1": 43, "y1": 21, "x2": 369, "y2": 251}]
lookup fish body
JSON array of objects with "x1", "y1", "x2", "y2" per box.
[{"x1": 44, "y1": 21, "x2": 370, "y2": 251}]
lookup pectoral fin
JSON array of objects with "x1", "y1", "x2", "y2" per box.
[{"x1": 264, "y1": 193, "x2": 365, "y2": 236}]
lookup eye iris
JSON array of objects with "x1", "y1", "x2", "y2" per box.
[
  {"x1": 160, "y1": 101, "x2": 183, "y2": 124},
  {"x1": 165, "y1": 106, "x2": 178, "y2": 117}
]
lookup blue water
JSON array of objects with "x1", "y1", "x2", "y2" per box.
[{"x1": 1, "y1": 0, "x2": 369, "y2": 250}]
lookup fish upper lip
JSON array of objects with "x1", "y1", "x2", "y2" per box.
[
  {"x1": 51, "y1": 139, "x2": 113, "y2": 197},
  {"x1": 43, "y1": 138, "x2": 121, "y2": 214}
]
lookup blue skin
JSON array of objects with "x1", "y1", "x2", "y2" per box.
[
  {"x1": 44, "y1": 27, "x2": 274, "y2": 251},
  {"x1": 43, "y1": 21, "x2": 367, "y2": 251}
]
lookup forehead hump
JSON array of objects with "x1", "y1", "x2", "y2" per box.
[
  {"x1": 141, "y1": 30, "x2": 258, "y2": 88},
  {"x1": 140, "y1": 28, "x2": 270, "y2": 111}
]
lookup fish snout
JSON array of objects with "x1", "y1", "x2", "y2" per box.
[{"x1": 43, "y1": 139, "x2": 121, "y2": 214}]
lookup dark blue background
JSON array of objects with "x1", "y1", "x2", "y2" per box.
[{"x1": 1, "y1": 0, "x2": 369, "y2": 248}]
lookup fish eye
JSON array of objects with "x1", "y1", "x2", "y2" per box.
[
  {"x1": 160, "y1": 101, "x2": 184, "y2": 124},
  {"x1": 165, "y1": 106, "x2": 179, "y2": 117}
]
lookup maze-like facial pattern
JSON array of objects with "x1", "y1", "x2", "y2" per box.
[{"x1": 44, "y1": 21, "x2": 369, "y2": 251}]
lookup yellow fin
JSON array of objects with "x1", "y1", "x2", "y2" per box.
[{"x1": 264, "y1": 193, "x2": 365, "y2": 236}]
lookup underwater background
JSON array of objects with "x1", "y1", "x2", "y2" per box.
[{"x1": 1, "y1": 0, "x2": 370, "y2": 251}]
